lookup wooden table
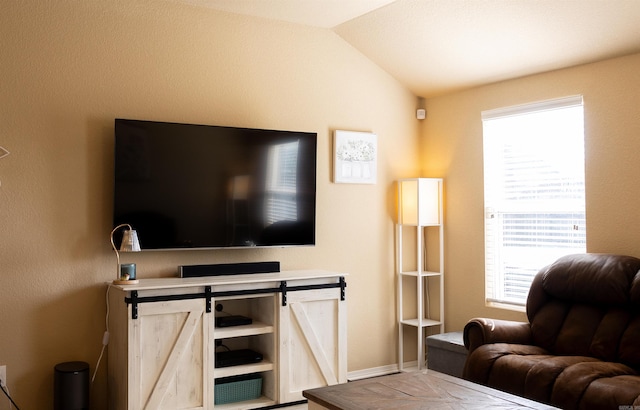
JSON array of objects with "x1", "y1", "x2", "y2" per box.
[{"x1": 303, "y1": 370, "x2": 557, "y2": 409}]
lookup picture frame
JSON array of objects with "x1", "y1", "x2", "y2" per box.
[{"x1": 334, "y1": 130, "x2": 377, "y2": 184}]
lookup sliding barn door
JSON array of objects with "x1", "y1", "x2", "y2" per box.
[
  {"x1": 128, "y1": 298, "x2": 214, "y2": 410},
  {"x1": 279, "y1": 288, "x2": 347, "y2": 403}
]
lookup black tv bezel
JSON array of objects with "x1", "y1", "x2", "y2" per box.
[{"x1": 112, "y1": 118, "x2": 318, "y2": 251}]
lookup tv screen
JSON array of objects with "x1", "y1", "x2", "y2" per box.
[{"x1": 113, "y1": 119, "x2": 317, "y2": 250}]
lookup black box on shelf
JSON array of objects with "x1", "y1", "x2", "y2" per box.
[
  {"x1": 215, "y1": 315, "x2": 253, "y2": 328},
  {"x1": 215, "y1": 349, "x2": 263, "y2": 368}
]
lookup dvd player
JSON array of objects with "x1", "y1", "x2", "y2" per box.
[
  {"x1": 215, "y1": 349, "x2": 263, "y2": 368},
  {"x1": 215, "y1": 315, "x2": 253, "y2": 328}
]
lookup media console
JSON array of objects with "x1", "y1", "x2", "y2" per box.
[{"x1": 107, "y1": 270, "x2": 347, "y2": 410}]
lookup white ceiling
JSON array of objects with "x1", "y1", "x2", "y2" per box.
[{"x1": 176, "y1": 0, "x2": 640, "y2": 98}]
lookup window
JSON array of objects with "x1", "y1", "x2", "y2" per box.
[{"x1": 482, "y1": 95, "x2": 586, "y2": 309}]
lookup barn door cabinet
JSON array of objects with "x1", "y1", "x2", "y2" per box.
[{"x1": 107, "y1": 270, "x2": 347, "y2": 410}]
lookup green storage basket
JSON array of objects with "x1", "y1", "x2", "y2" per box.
[{"x1": 214, "y1": 374, "x2": 262, "y2": 405}]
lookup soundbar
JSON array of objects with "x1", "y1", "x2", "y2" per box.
[{"x1": 179, "y1": 261, "x2": 280, "y2": 278}]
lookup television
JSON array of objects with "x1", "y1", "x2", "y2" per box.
[{"x1": 113, "y1": 119, "x2": 317, "y2": 250}]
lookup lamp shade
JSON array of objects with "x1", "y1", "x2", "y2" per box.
[
  {"x1": 398, "y1": 178, "x2": 441, "y2": 226},
  {"x1": 120, "y1": 229, "x2": 141, "y2": 252}
]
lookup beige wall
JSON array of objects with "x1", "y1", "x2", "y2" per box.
[
  {"x1": 422, "y1": 52, "x2": 640, "y2": 331},
  {"x1": 0, "y1": 1, "x2": 420, "y2": 408}
]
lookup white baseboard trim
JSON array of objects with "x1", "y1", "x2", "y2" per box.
[{"x1": 347, "y1": 361, "x2": 418, "y2": 381}]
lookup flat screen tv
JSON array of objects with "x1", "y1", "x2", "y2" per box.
[{"x1": 113, "y1": 119, "x2": 317, "y2": 250}]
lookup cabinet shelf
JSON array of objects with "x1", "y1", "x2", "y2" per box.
[
  {"x1": 214, "y1": 361, "x2": 274, "y2": 379},
  {"x1": 214, "y1": 396, "x2": 276, "y2": 410},
  {"x1": 214, "y1": 322, "x2": 274, "y2": 339}
]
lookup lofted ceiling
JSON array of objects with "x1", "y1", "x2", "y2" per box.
[{"x1": 174, "y1": 0, "x2": 640, "y2": 98}]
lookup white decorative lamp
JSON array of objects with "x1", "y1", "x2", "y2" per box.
[
  {"x1": 398, "y1": 178, "x2": 441, "y2": 226},
  {"x1": 396, "y1": 178, "x2": 444, "y2": 371},
  {"x1": 110, "y1": 223, "x2": 141, "y2": 285}
]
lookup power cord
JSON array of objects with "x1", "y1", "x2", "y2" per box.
[
  {"x1": 0, "y1": 382, "x2": 21, "y2": 410},
  {"x1": 92, "y1": 285, "x2": 111, "y2": 384},
  {"x1": 215, "y1": 340, "x2": 231, "y2": 352},
  {"x1": 215, "y1": 303, "x2": 232, "y2": 316}
]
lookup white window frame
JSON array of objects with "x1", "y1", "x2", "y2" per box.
[{"x1": 482, "y1": 95, "x2": 586, "y2": 310}]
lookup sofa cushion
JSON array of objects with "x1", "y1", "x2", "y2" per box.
[
  {"x1": 527, "y1": 254, "x2": 640, "y2": 365},
  {"x1": 551, "y1": 361, "x2": 637, "y2": 409},
  {"x1": 581, "y1": 375, "x2": 640, "y2": 409},
  {"x1": 465, "y1": 343, "x2": 600, "y2": 405},
  {"x1": 590, "y1": 308, "x2": 632, "y2": 362},
  {"x1": 522, "y1": 355, "x2": 598, "y2": 404},
  {"x1": 619, "y1": 315, "x2": 640, "y2": 368},
  {"x1": 464, "y1": 343, "x2": 549, "y2": 386},
  {"x1": 465, "y1": 342, "x2": 640, "y2": 409},
  {"x1": 540, "y1": 253, "x2": 640, "y2": 306}
]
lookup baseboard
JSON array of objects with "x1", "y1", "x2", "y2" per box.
[{"x1": 347, "y1": 362, "x2": 415, "y2": 381}]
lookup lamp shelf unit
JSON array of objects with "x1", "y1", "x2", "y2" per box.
[{"x1": 397, "y1": 178, "x2": 444, "y2": 372}]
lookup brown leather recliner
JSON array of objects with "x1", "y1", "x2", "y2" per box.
[{"x1": 463, "y1": 253, "x2": 640, "y2": 410}]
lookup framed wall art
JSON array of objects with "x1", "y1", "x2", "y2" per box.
[{"x1": 334, "y1": 130, "x2": 377, "y2": 184}]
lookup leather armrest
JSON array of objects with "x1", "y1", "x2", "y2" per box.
[{"x1": 463, "y1": 318, "x2": 533, "y2": 354}]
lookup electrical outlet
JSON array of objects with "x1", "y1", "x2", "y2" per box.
[{"x1": 0, "y1": 365, "x2": 6, "y2": 388}]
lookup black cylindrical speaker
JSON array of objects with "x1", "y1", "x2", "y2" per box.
[{"x1": 54, "y1": 361, "x2": 89, "y2": 410}]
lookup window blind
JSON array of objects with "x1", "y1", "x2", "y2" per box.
[{"x1": 483, "y1": 95, "x2": 586, "y2": 307}]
